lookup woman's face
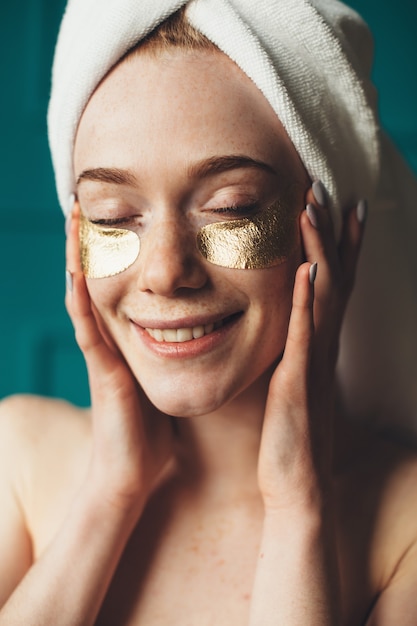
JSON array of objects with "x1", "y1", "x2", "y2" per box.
[{"x1": 73, "y1": 47, "x2": 309, "y2": 417}]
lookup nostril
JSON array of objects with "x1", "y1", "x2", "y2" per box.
[{"x1": 136, "y1": 232, "x2": 208, "y2": 295}]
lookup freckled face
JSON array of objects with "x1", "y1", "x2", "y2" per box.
[{"x1": 73, "y1": 48, "x2": 309, "y2": 417}]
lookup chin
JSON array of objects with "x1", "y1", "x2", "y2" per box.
[
  {"x1": 143, "y1": 385, "x2": 230, "y2": 418},
  {"x1": 138, "y1": 362, "x2": 275, "y2": 419},
  {"x1": 136, "y1": 366, "x2": 244, "y2": 418}
]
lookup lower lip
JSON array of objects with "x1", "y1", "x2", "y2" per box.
[{"x1": 131, "y1": 313, "x2": 243, "y2": 359}]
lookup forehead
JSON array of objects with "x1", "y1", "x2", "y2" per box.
[{"x1": 74, "y1": 48, "x2": 304, "y2": 181}]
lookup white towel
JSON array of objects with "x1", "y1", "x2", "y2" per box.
[
  {"x1": 48, "y1": 0, "x2": 417, "y2": 434},
  {"x1": 48, "y1": 0, "x2": 380, "y2": 221}
]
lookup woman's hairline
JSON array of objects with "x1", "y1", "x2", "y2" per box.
[{"x1": 122, "y1": 6, "x2": 218, "y2": 62}]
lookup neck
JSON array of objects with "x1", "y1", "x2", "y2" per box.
[{"x1": 173, "y1": 368, "x2": 272, "y2": 503}]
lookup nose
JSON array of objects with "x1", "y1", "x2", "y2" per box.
[{"x1": 136, "y1": 217, "x2": 208, "y2": 296}]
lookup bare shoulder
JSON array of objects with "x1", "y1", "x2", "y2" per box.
[
  {"x1": 337, "y1": 432, "x2": 417, "y2": 535},
  {"x1": 0, "y1": 394, "x2": 91, "y2": 478},
  {"x1": 0, "y1": 395, "x2": 92, "y2": 557},
  {"x1": 335, "y1": 426, "x2": 417, "y2": 621},
  {"x1": 0, "y1": 393, "x2": 90, "y2": 438}
]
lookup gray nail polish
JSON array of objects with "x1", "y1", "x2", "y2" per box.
[
  {"x1": 309, "y1": 262, "x2": 318, "y2": 285},
  {"x1": 312, "y1": 180, "x2": 327, "y2": 207},
  {"x1": 306, "y1": 203, "x2": 319, "y2": 229},
  {"x1": 356, "y1": 198, "x2": 368, "y2": 224},
  {"x1": 66, "y1": 270, "x2": 73, "y2": 292}
]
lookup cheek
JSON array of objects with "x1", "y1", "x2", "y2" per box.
[
  {"x1": 86, "y1": 276, "x2": 126, "y2": 321},
  {"x1": 253, "y1": 248, "x2": 301, "y2": 329}
]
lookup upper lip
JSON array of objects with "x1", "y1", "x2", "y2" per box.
[{"x1": 130, "y1": 311, "x2": 242, "y2": 330}]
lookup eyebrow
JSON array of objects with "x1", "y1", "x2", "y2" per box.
[
  {"x1": 76, "y1": 167, "x2": 137, "y2": 187},
  {"x1": 76, "y1": 155, "x2": 276, "y2": 188},
  {"x1": 187, "y1": 154, "x2": 277, "y2": 178}
]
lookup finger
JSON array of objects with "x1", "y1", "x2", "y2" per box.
[
  {"x1": 71, "y1": 268, "x2": 130, "y2": 381},
  {"x1": 302, "y1": 183, "x2": 340, "y2": 278},
  {"x1": 65, "y1": 198, "x2": 81, "y2": 274},
  {"x1": 65, "y1": 199, "x2": 81, "y2": 315},
  {"x1": 300, "y1": 188, "x2": 342, "y2": 352},
  {"x1": 65, "y1": 202, "x2": 105, "y2": 358},
  {"x1": 338, "y1": 199, "x2": 367, "y2": 301},
  {"x1": 263, "y1": 262, "x2": 315, "y2": 485},
  {"x1": 65, "y1": 203, "x2": 124, "y2": 359},
  {"x1": 275, "y1": 262, "x2": 315, "y2": 391},
  {"x1": 71, "y1": 271, "x2": 106, "y2": 356},
  {"x1": 64, "y1": 206, "x2": 122, "y2": 380}
]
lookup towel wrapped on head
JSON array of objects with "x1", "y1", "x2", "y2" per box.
[
  {"x1": 48, "y1": 0, "x2": 380, "y2": 222},
  {"x1": 48, "y1": 0, "x2": 417, "y2": 434}
]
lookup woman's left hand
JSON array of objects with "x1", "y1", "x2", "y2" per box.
[
  {"x1": 257, "y1": 183, "x2": 366, "y2": 512},
  {"x1": 250, "y1": 185, "x2": 366, "y2": 625}
]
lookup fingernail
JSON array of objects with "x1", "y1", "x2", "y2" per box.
[
  {"x1": 356, "y1": 198, "x2": 368, "y2": 224},
  {"x1": 309, "y1": 262, "x2": 318, "y2": 285},
  {"x1": 306, "y1": 203, "x2": 319, "y2": 229},
  {"x1": 66, "y1": 270, "x2": 73, "y2": 292},
  {"x1": 312, "y1": 180, "x2": 327, "y2": 207}
]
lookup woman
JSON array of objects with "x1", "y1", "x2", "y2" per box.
[{"x1": 1, "y1": 1, "x2": 417, "y2": 624}]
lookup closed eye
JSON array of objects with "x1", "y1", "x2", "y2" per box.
[
  {"x1": 88, "y1": 204, "x2": 259, "y2": 227},
  {"x1": 210, "y1": 203, "x2": 258, "y2": 218},
  {"x1": 89, "y1": 217, "x2": 135, "y2": 227}
]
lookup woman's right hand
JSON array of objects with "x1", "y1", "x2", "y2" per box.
[{"x1": 66, "y1": 201, "x2": 174, "y2": 515}]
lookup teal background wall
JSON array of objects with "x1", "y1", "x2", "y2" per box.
[
  {"x1": 1, "y1": 0, "x2": 90, "y2": 405},
  {"x1": 348, "y1": 0, "x2": 417, "y2": 172},
  {"x1": 1, "y1": 1, "x2": 416, "y2": 407}
]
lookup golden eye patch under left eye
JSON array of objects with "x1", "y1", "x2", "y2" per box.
[
  {"x1": 196, "y1": 200, "x2": 298, "y2": 269},
  {"x1": 79, "y1": 211, "x2": 140, "y2": 278}
]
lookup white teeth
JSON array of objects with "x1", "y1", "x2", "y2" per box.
[
  {"x1": 162, "y1": 329, "x2": 177, "y2": 342},
  {"x1": 177, "y1": 328, "x2": 193, "y2": 342},
  {"x1": 146, "y1": 320, "x2": 224, "y2": 343},
  {"x1": 153, "y1": 329, "x2": 164, "y2": 342},
  {"x1": 192, "y1": 325, "x2": 205, "y2": 339}
]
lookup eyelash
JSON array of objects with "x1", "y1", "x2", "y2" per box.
[
  {"x1": 90, "y1": 217, "x2": 133, "y2": 226},
  {"x1": 89, "y1": 203, "x2": 259, "y2": 227},
  {"x1": 210, "y1": 203, "x2": 258, "y2": 217}
]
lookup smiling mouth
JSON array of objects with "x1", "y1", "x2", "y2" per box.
[{"x1": 144, "y1": 313, "x2": 241, "y2": 343}]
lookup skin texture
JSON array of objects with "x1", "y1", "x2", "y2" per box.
[{"x1": 1, "y1": 48, "x2": 417, "y2": 626}]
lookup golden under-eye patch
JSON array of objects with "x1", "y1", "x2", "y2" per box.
[
  {"x1": 79, "y1": 199, "x2": 298, "y2": 278},
  {"x1": 197, "y1": 200, "x2": 298, "y2": 269},
  {"x1": 79, "y1": 211, "x2": 140, "y2": 278}
]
